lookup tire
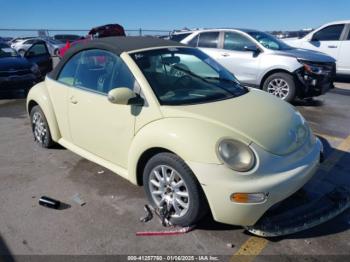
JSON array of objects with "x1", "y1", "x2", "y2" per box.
[
  {"x1": 263, "y1": 72, "x2": 296, "y2": 102},
  {"x1": 30, "y1": 105, "x2": 54, "y2": 148},
  {"x1": 143, "y1": 152, "x2": 209, "y2": 226}
]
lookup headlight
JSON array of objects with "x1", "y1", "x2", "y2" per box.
[
  {"x1": 30, "y1": 64, "x2": 40, "y2": 74},
  {"x1": 297, "y1": 59, "x2": 325, "y2": 75},
  {"x1": 217, "y1": 139, "x2": 256, "y2": 172}
]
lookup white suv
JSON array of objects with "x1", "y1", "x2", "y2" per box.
[
  {"x1": 178, "y1": 29, "x2": 336, "y2": 102},
  {"x1": 284, "y1": 21, "x2": 350, "y2": 76}
]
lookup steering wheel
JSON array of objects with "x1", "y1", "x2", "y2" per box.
[{"x1": 174, "y1": 75, "x2": 192, "y2": 88}]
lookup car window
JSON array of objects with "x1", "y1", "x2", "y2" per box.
[
  {"x1": 223, "y1": 32, "x2": 256, "y2": 51},
  {"x1": 188, "y1": 34, "x2": 199, "y2": 47},
  {"x1": 73, "y1": 49, "x2": 137, "y2": 94},
  {"x1": 28, "y1": 43, "x2": 48, "y2": 56},
  {"x1": 347, "y1": 28, "x2": 350, "y2": 40},
  {"x1": 57, "y1": 52, "x2": 82, "y2": 86},
  {"x1": 313, "y1": 24, "x2": 345, "y2": 41},
  {"x1": 248, "y1": 31, "x2": 292, "y2": 50},
  {"x1": 197, "y1": 32, "x2": 219, "y2": 48},
  {"x1": 25, "y1": 39, "x2": 37, "y2": 45},
  {"x1": 170, "y1": 33, "x2": 191, "y2": 42}
]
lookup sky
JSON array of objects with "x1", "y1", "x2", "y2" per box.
[{"x1": 0, "y1": 0, "x2": 349, "y2": 36}]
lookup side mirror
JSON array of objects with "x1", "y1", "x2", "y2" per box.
[
  {"x1": 244, "y1": 45, "x2": 260, "y2": 53},
  {"x1": 107, "y1": 87, "x2": 143, "y2": 105}
]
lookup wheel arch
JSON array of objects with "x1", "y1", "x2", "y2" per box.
[
  {"x1": 26, "y1": 82, "x2": 61, "y2": 142},
  {"x1": 135, "y1": 147, "x2": 173, "y2": 186},
  {"x1": 259, "y1": 69, "x2": 294, "y2": 89},
  {"x1": 127, "y1": 118, "x2": 249, "y2": 186}
]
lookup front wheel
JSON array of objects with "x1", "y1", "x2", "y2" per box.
[
  {"x1": 143, "y1": 153, "x2": 208, "y2": 226},
  {"x1": 30, "y1": 105, "x2": 54, "y2": 148},
  {"x1": 263, "y1": 72, "x2": 296, "y2": 102}
]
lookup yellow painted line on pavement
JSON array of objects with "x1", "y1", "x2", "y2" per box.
[
  {"x1": 320, "y1": 134, "x2": 350, "y2": 172},
  {"x1": 230, "y1": 236, "x2": 269, "y2": 262}
]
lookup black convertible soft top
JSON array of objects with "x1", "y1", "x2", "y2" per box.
[{"x1": 50, "y1": 36, "x2": 185, "y2": 79}]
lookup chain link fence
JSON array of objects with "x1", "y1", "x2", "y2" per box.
[{"x1": 0, "y1": 28, "x2": 172, "y2": 40}]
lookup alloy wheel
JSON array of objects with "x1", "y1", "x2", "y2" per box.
[
  {"x1": 148, "y1": 165, "x2": 190, "y2": 218},
  {"x1": 267, "y1": 78, "x2": 290, "y2": 99},
  {"x1": 32, "y1": 111, "x2": 47, "y2": 145}
]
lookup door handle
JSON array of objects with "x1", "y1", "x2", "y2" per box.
[
  {"x1": 221, "y1": 53, "x2": 230, "y2": 57},
  {"x1": 70, "y1": 96, "x2": 78, "y2": 104},
  {"x1": 328, "y1": 45, "x2": 338, "y2": 48}
]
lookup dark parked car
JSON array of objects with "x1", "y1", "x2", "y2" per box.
[
  {"x1": 59, "y1": 24, "x2": 126, "y2": 58},
  {"x1": 53, "y1": 34, "x2": 82, "y2": 43},
  {"x1": 88, "y1": 24, "x2": 126, "y2": 38},
  {"x1": 0, "y1": 41, "x2": 52, "y2": 93}
]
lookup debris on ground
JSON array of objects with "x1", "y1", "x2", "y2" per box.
[
  {"x1": 226, "y1": 243, "x2": 235, "y2": 248},
  {"x1": 72, "y1": 193, "x2": 86, "y2": 206},
  {"x1": 136, "y1": 226, "x2": 195, "y2": 236},
  {"x1": 140, "y1": 205, "x2": 153, "y2": 223},
  {"x1": 137, "y1": 204, "x2": 195, "y2": 236},
  {"x1": 39, "y1": 196, "x2": 61, "y2": 209},
  {"x1": 97, "y1": 170, "x2": 105, "y2": 174},
  {"x1": 139, "y1": 204, "x2": 172, "y2": 226},
  {"x1": 304, "y1": 240, "x2": 312, "y2": 245}
]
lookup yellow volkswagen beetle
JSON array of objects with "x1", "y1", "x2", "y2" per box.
[{"x1": 27, "y1": 37, "x2": 323, "y2": 229}]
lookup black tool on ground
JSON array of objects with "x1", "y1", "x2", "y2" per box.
[
  {"x1": 39, "y1": 196, "x2": 61, "y2": 209},
  {"x1": 140, "y1": 205, "x2": 153, "y2": 223}
]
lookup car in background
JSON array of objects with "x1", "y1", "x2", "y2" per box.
[
  {"x1": 284, "y1": 21, "x2": 350, "y2": 76},
  {"x1": 58, "y1": 23, "x2": 126, "y2": 58},
  {"x1": 179, "y1": 29, "x2": 336, "y2": 102},
  {"x1": 167, "y1": 31, "x2": 194, "y2": 42},
  {"x1": 88, "y1": 23, "x2": 126, "y2": 38},
  {"x1": 8, "y1": 36, "x2": 35, "y2": 46},
  {"x1": 0, "y1": 42, "x2": 52, "y2": 93},
  {"x1": 11, "y1": 38, "x2": 65, "y2": 56},
  {"x1": 53, "y1": 34, "x2": 82, "y2": 43}
]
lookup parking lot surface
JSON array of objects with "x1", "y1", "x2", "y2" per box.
[{"x1": 0, "y1": 82, "x2": 350, "y2": 261}]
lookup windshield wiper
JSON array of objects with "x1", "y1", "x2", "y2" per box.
[{"x1": 204, "y1": 76, "x2": 239, "y2": 84}]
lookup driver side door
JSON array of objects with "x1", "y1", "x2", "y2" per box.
[
  {"x1": 25, "y1": 41, "x2": 53, "y2": 76},
  {"x1": 66, "y1": 49, "x2": 138, "y2": 168},
  {"x1": 212, "y1": 31, "x2": 261, "y2": 85}
]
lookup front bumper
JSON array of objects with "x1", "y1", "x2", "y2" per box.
[
  {"x1": 187, "y1": 138, "x2": 322, "y2": 226},
  {"x1": 295, "y1": 63, "x2": 336, "y2": 98}
]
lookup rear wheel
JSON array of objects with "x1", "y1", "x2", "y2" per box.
[
  {"x1": 263, "y1": 72, "x2": 296, "y2": 102},
  {"x1": 30, "y1": 105, "x2": 54, "y2": 148},
  {"x1": 143, "y1": 152, "x2": 208, "y2": 226}
]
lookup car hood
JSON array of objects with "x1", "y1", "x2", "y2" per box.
[
  {"x1": 160, "y1": 89, "x2": 310, "y2": 156},
  {"x1": 273, "y1": 48, "x2": 335, "y2": 63},
  {"x1": 0, "y1": 56, "x2": 32, "y2": 71}
]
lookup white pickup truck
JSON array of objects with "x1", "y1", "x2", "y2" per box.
[{"x1": 284, "y1": 21, "x2": 350, "y2": 76}]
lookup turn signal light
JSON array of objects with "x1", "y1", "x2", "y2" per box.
[{"x1": 230, "y1": 193, "x2": 267, "y2": 203}]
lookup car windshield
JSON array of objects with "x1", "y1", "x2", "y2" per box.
[
  {"x1": 0, "y1": 45, "x2": 19, "y2": 58},
  {"x1": 247, "y1": 31, "x2": 293, "y2": 50},
  {"x1": 131, "y1": 47, "x2": 248, "y2": 105}
]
